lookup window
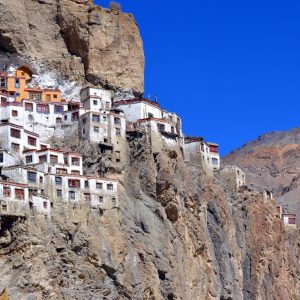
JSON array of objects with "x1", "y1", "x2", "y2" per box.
[
  {"x1": 28, "y1": 115, "x2": 34, "y2": 121},
  {"x1": 92, "y1": 114, "x2": 100, "y2": 123},
  {"x1": 93, "y1": 100, "x2": 97, "y2": 106},
  {"x1": 56, "y1": 117, "x2": 62, "y2": 124},
  {"x1": 29, "y1": 92, "x2": 42, "y2": 101},
  {"x1": 26, "y1": 155, "x2": 33, "y2": 164},
  {"x1": 27, "y1": 171, "x2": 37, "y2": 182},
  {"x1": 84, "y1": 180, "x2": 89, "y2": 188},
  {"x1": 64, "y1": 115, "x2": 68, "y2": 121},
  {"x1": 82, "y1": 128, "x2": 86, "y2": 135},
  {"x1": 71, "y1": 157, "x2": 80, "y2": 166},
  {"x1": 148, "y1": 113, "x2": 154, "y2": 118},
  {"x1": 69, "y1": 191, "x2": 75, "y2": 200},
  {"x1": 102, "y1": 116, "x2": 107, "y2": 121},
  {"x1": 99, "y1": 196, "x2": 103, "y2": 203},
  {"x1": 54, "y1": 105, "x2": 63, "y2": 113},
  {"x1": 11, "y1": 143, "x2": 20, "y2": 153},
  {"x1": 37, "y1": 104, "x2": 49, "y2": 114},
  {"x1": 212, "y1": 158, "x2": 219, "y2": 165},
  {"x1": 28, "y1": 188, "x2": 37, "y2": 199},
  {"x1": 107, "y1": 184, "x2": 113, "y2": 191},
  {"x1": 15, "y1": 79, "x2": 20, "y2": 88},
  {"x1": 114, "y1": 117, "x2": 121, "y2": 125},
  {"x1": 12, "y1": 110, "x2": 18, "y2": 117},
  {"x1": 116, "y1": 128, "x2": 121, "y2": 136},
  {"x1": 115, "y1": 151, "x2": 121, "y2": 163},
  {"x1": 105, "y1": 102, "x2": 110, "y2": 109},
  {"x1": 2, "y1": 204, "x2": 7, "y2": 212},
  {"x1": 112, "y1": 197, "x2": 116, "y2": 205},
  {"x1": 50, "y1": 155, "x2": 58, "y2": 164},
  {"x1": 15, "y1": 189, "x2": 24, "y2": 200},
  {"x1": 43, "y1": 201, "x2": 48, "y2": 209},
  {"x1": 71, "y1": 170, "x2": 80, "y2": 175},
  {"x1": 57, "y1": 189, "x2": 62, "y2": 197},
  {"x1": 15, "y1": 93, "x2": 20, "y2": 97},
  {"x1": 0, "y1": 153, "x2": 3, "y2": 163},
  {"x1": 40, "y1": 144, "x2": 48, "y2": 150},
  {"x1": 28, "y1": 136, "x2": 37, "y2": 146},
  {"x1": 39, "y1": 155, "x2": 47, "y2": 163},
  {"x1": 39, "y1": 176, "x2": 43, "y2": 184},
  {"x1": 68, "y1": 179, "x2": 80, "y2": 188},
  {"x1": 289, "y1": 217, "x2": 296, "y2": 225},
  {"x1": 53, "y1": 94, "x2": 58, "y2": 99},
  {"x1": 55, "y1": 176, "x2": 62, "y2": 185},
  {"x1": 0, "y1": 77, "x2": 6, "y2": 88},
  {"x1": 3, "y1": 186, "x2": 11, "y2": 197},
  {"x1": 84, "y1": 193, "x2": 91, "y2": 201},
  {"x1": 82, "y1": 117, "x2": 86, "y2": 124},
  {"x1": 94, "y1": 126, "x2": 99, "y2": 133},
  {"x1": 96, "y1": 182, "x2": 103, "y2": 189},
  {"x1": 71, "y1": 112, "x2": 79, "y2": 122},
  {"x1": 11, "y1": 128, "x2": 21, "y2": 138},
  {"x1": 157, "y1": 123, "x2": 165, "y2": 132},
  {"x1": 171, "y1": 126, "x2": 175, "y2": 134}
]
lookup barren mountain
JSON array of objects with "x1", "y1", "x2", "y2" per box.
[{"x1": 224, "y1": 127, "x2": 300, "y2": 223}]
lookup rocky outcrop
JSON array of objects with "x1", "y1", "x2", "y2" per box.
[
  {"x1": 224, "y1": 127, "x2": 300, "y2": 223},
  {"x1": 0, "y1": 0, "x2": 144, "y2": 95},
  {"x1": 0, "y1": 131, "x2": 299, "y2": 299}
]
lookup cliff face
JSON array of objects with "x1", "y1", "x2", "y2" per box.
[
  {"x1": 0, "y1": 0, "x2": 144, "y2": 95},
  {"x1": 224, "y1": 127, "x2": 300, "y2": 224},
  {"x1": 0, "y1": 134, "x2": 299, "y2": 299}
]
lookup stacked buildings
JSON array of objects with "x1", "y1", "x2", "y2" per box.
[{"x1": 1, "y1": 64, "x2": 293, "y2": 227}]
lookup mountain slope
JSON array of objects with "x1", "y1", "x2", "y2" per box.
[{"x1": 224, "y1": 127, "x2": 300, "y2": 223}]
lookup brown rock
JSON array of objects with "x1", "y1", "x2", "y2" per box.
[{"x1": 0, "y1": 0, "x2": 144, "y2": 94}]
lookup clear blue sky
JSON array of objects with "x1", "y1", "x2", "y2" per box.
[{"x1": 95, "y1": 0, "x2": 300, "y2": 155}]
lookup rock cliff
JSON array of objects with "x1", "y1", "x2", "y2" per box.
[
  {"x1": 0, "y1": 1, "x2": 299, "y2": 299},
  {"x1": 224, "y1": 127, "x2": 300, "y2": 224},
  {"x1": 0, "y1": 0, "x2": 144, "y2": 95},
  {"x1": 0, "y1": 132, "x2": 299, "y2": 299}
]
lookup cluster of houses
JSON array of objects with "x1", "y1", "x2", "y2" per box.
[{"x1": 0, "y1": 64, "x2": 297, "y2": 228}]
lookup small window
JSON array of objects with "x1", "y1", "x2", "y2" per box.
[
  {"x1": 94, "y1": 126, "x2": 99, "y2": 133},
  {"x1": 82, "y1": 128, "x2": 86, "y2": 135},
  {"x1": 15, "y1": 79, "x2": 20, "y2": 88},
  {"x1": 27, "y1": 171, "x2": 37, "y2": 182},
  {"x1": 28, "y1": 136, "x2": 37, "y2": 146},
  {"x1": 112, "y1": 197, "x2": 116, "y2": 205},
  {"x1": 11, "y1": 128, "x2": 21, "y2": 139},
  {"x1": 92, "y1": 115, "x2": 100, "y2": 123},
  {"x1": 40, "y1": 176, "x2": 43, "y2": 184},
  {"x1": 99, "y1": 196, "x2": 103, "y2": 203},
  {"x1": 71, "y1": 157, "x2": 80, "y2": 166},
  {"x1": 64, "y1": 115, "x2": 68, "y2": 120},
  {"x1": 107, "y1": 184, "x2": 113, "y2": 191},
  {"x1": 116, "y1": 128, "x2": 121, "y2": 136},
  {"x1": 39, "y1": 155, "x2": 47, "y2": 163},
  {"x1": 102, "y1": 116, "x2": 107, "y2": 121},
  {"x1": 84, "y1": 193, "x2": 91, "y2": 201},
  {"x1": 57, "y1": 189, "x2": 62, "y2": 197},
  {"x1": 43, "y1": 201, "x2": 48, "y2": 209},
  {"x1": 50, "y1": 155, "x2": 58, "y2": 164},
  {"x1": 26, "y1": 155, "x2": 33, "y2": 163},
  {"x1": 53, "y1": 94, "x2": 58, "y2": 99},
  {"x1": 55, "y1": 176, "x2": 62, "y2": 185},
  {"x1": 96, "y1": 182, "x2": 103, "y2": 189},
  {"x1": 212, "y1": 158, "x2": 219, "y2": 165},
  {"x1": 28, "y1": 115, "x2": 34, "y2": 121},
  {"x1": 11, "y1": 143, "x2": 20, "y2": 153},
  {"x1": 0, "y1": 153, "x2": 3, "y2": 163},
  {"x1": 2, "y1": 204, "x2": 7, "y2": 212},
  {"x1": 12, "y1": 110, "x2": 18, "y2": 117},
  {"x1": 3, "y1": 186, "x2": 11, "y2": 197},
  {"x1": 93, "y1": 100, "x2": 97, "y2": 105},
  {"x1": 56, "y1": 117, "x2": 62, "y2": 124},
  {"x1": 71, "y1": 170, "x2": 80, "y2": 175},
  {"x1": 25, "y1": 102, "x2": 33, "y2": 112},
  {"x1": 15, "y1": 188, "x2": 25, "y2": 200},
  {"x1": 69, "y1": 191, "x2": 76, "y2": 200},
  {"x1": 82, "y1": 117, "x2": 87, "y2": 124},
  {"x1": 84, "y1": 180, "x2": 89, "y2": 188},
  {"x1": 114, "y1": 117, "x2": 121, "y2": 125}
]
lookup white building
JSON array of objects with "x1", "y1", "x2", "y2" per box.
[
  {"x1": 207, "y1": 142, "x2": 220, "y2": 170},
  {"x1": 23, "y1": 148, "x2": 83, "y2": 175},
  {"x1": 80, "y1": 87, "x2": 112, "y2": 111},
  {"x1": 220, "y1": 165, "x2": 246, "y2": 191},
  {"x1": 282, "y1": 213, "x2": 296, "y2": 228},
  {"x1": 0, "y1": 180, "x2": 51, "y2": 216},
  {"x1": 0, "y1": 122, "x2": 45, "y2": 154}
]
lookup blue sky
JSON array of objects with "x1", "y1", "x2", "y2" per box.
[{"x1": 95, "y1": 0, "x2": 300, "y2": 155}]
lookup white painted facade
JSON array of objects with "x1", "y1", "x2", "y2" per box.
[
  {"x1": 81, "y1": 87, "x2": 113, "y2": 111},
  {"x1": 114, "y1": 99, "x2": 162, "y2": 122},
  {"x1": 282, "y1": 213, "x2": 296, "y2": 227}
]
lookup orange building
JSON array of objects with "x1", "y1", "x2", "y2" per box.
[
  {"x1": 0, "y1": 65, "x2": 62, "y2": 103},
  {"x1": 0, "y1": 65, "x2": 33, "y2": 102}
]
